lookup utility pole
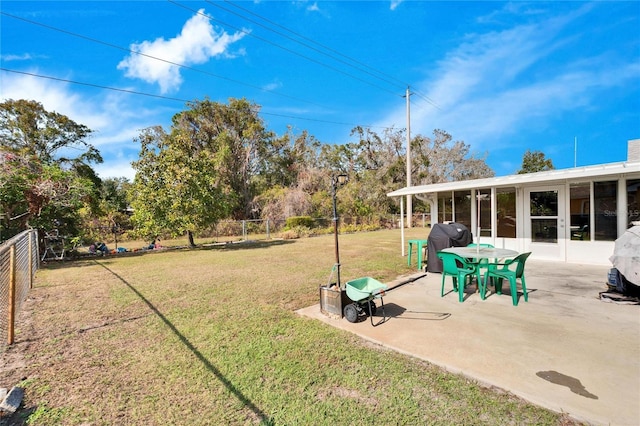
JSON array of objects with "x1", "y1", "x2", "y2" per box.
[{"x1": 405, "y1": 86, "x2": 412, "y2": 228}]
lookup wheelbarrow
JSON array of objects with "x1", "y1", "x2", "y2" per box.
[{"x1": 344, "y1": 277, "x2": 388, "y2": 326}]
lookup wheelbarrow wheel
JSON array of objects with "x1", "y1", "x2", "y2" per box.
[{"x1": 343, "y1": 303, "x2": 359, "y2": 323}]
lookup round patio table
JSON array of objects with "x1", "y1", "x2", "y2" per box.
[{"x1": 441, "y1": 246, "x2": 518, "y2": 260}]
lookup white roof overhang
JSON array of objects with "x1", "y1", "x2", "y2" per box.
[{"x1": 387, "y1": 161, "x2": 640, "y2": 197}]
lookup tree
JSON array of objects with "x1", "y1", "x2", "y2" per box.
[
  {"x1": 0, "y1": 99, "x2": 102, "y2": 167},
  {"x1": 0, "y1": 99, "x2": 102, "y2": 241},
  {"x1": 342, "y1": 127, "x2": 494, "y2": 216},
  {"x1": 0, "y1": 149, "x2": 97, "y2": 240},
  {"x1": 130, "y1": 98, "x2": 294, "y2": 245},
  {"x1": 517, "y1": 150, "x2": 555, "y2": 174},
  {"x1": 252, "y1": 130, "x2": 320, "y2": 221},
  {"x1": 79, "y1": 177, "x2": 133, "y2": 245},
  {"x1": 130, "y1": 126, "x2": 225, "y2": 246},
  {"x1": 170, "y1": 98, "x2": 276, "y2": 220},
  {"x1": 256, "y1": 128, "x2": 323, "y2": 192},
  {"x1": 346, "y1": 126, "x2": 407, "y2": 216},
  {"x1": 412, "y1": 129, "x2": 494, "y2": 184}
]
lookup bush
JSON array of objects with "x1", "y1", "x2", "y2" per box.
[
  {"x1": 285, "y1": 216, "x2": 317, "y2": 229},
  {"x1": 279, "y1": 226, "x2": 314, "y2": 239}
]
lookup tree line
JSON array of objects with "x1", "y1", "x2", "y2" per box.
[{"x1": 0, "y1": 97, "x2": 552, "y2": 248}]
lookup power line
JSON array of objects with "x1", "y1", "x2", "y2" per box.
[
  {"x1": 169, "y1": 1, "x2": 403, "y2": 98},
  {"x1": 1, "y1": 68, "x2": 190, "y2": 103},
  {"x1": 1, "y1": 68, "x2": 391, "y2": 130},
  {"x1": 208, "y1": 0, "x2": 408, "y2": 91},
  {"x1": 0, "y1": 11, "x2": 328, "y2": 109},
  {"x1": 218, "y1": 0, "x2": 441, "y2": 110},
  {"x1": 411, "y1": 90, "x2": 441, "y2": 110},
  {"x1": 2, "y1": 6, "x2": 423, "y2": 132},
  {"x1": 3, "y1": 8, "x2": 431, "y2": 110}
]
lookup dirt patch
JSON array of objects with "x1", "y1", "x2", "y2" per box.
[
  {"x1": 0, "y1": 295, "x2": 38, "y2": 390},
  {"x1": 316, "y1": 386, "x2": 378, "y2": 407}
]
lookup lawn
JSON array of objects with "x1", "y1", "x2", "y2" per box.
[{"x1": 0, "y1": 229, "x2": 582, "y2": 425}]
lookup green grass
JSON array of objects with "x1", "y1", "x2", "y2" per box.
[{"x1": 7, "y1": 229, "x2": 582, "y2": 425}]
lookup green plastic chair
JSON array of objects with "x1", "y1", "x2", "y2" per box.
[
  {"x1": 436, "y1": 251, "x2": 479, "y2": 302},
  {"x1": 483, "y1": 252, "x2": 532, "y2": 306}
]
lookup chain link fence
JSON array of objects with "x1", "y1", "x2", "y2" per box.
[
  {"x1": 0, "y1": 229, "x2": 39, "y2": 351},
  {"x1": 205, "y1": 215, "x2": 429, "y2": 242}
]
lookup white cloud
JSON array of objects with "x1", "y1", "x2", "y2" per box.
[
  {"x1": 94, "y1": 158, "x2": 138, "y2": 181},
  {"x1": 117, "y1": 9, "x2": 246, "y2": 94},
  {"x1": 262, "y1": 80, "x2": 282, "y2": 91},
  {"x1": 1, "y1": 53, "x2": 33, "y2": 61},
  {"x1": 0, "y1": 71, "x2": 99, "y2": 128},
  {"x1": 0, "y1": 70, "x2": 171, "y2": 180},
  {"x1": 307, "y1": 2, "x2": 320, "y2": 12},
  {"x1": 377, "y1": 6, "x2": 637, "y2": 160},
  {"x1": 477, "y1": 2, "x2": 547, "y2": 25},
  {"x1": 390, "y1": 1, "x2": 403, "y2": 11}
]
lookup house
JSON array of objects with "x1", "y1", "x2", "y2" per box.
[{"x1": 387, "y1": 139, "x2": 640, "y2": 265}]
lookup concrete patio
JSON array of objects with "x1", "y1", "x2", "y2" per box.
[{"x1": 297, "y1": 260, "x2": 640, "y2": 426}]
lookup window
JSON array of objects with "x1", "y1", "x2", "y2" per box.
[
  {"x1": 497, "y1": 188, "x2": 516, "y2": 238},
  {"x1": 570, "y1": 183, "x2": 590, "y2": 241},
  {"x1": 453, "y1": 191, "x2": 471, "y2": 230},
  {"x1": 530, "y1": 190, "x2": 558, "y2": 243},
  {"x1": 594, "y1": 181, "x2": 617, "y2": 241},
  {"x1": 627, "y1": 179, "x2": 640, "y2": 227},
  {"x1": 477, "y1": 189, "x2": 491, "y2": 237},
  {"x1": 437, "y1": 193, "x2": 453, "y2": 223}
]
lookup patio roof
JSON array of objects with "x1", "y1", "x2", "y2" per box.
[{"x1": 387, "y1": 160, "x2": 640, "y2": 197}]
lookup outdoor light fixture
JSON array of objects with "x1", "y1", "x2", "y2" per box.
[{"x1": 332, "y1": 174, "x2": 349, "y2": 288}]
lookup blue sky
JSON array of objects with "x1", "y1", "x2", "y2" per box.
[{"x1": 1, "y1": 1, "x2": 639, "y2": 181}]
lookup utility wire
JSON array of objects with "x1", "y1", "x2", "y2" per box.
[
  {"x1": 411, "y1": 89, "x2": 441, "y2": 110},
  {"x1": 219, "y1": 0, "x2": 441, "y2": 109},
  {"x1": 0, "y1": 11, "x2": 328, "y2": 109},
  {"x1": 2, "y1": 7, "x2": 416, "y2": 129},
  {"x1": 1, "y1": 68, "x2": 391, "y2": 130},
  {"x1": 169, "y1": 1, "x2": 403, "y2": 98},
  {"x1": 223, "y1": 0, "x2": 407, "y2": 88},
  {"x1": 208, "y1": 0, "x2": 407, "y2": 91},
  {"x1": 1, "y1": 68, "x2": 190, "y2": 103}
]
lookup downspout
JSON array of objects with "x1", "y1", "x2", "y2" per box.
[{"x1": 415, "y1": 193, "x2": 437, "y2": 227}]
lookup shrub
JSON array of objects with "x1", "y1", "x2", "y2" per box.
[
  {"x1": 279, "y1": 226, "x2": 314, "y2": 239},
  {"x1": 285, "y1": 216, "x2": 317, "y2": 229}
]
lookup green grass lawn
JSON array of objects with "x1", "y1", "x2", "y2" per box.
[{"x1": 3, "y1": 229, "x2": 582, "y2": 425}]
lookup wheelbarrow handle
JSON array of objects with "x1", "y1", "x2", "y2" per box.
[{"x1": 372, "y1": 288, "x2": 386, "y2": 297}]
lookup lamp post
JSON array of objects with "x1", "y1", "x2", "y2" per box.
[{"x1": 332, "y1": 174, "x2": 348, "y2": 289}]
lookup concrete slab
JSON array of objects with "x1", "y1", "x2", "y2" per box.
[{"x1": 297, "y1": 260, "x2": 640, "y2": 426}]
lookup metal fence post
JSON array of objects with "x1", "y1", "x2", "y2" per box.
[
  {"x1": 28, "y1": 231, "x2": 34, "y2": 289},
  {"x1": 8, "y1": 244, "x2": 16, "y2": 345},
  {"x1": 266, "y1": 219, "x2": 270, "y2": 240}
]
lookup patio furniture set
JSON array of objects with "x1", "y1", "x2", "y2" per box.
[{"x1": 408, "y1": 239, "x2": 531, "y2": 306}]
